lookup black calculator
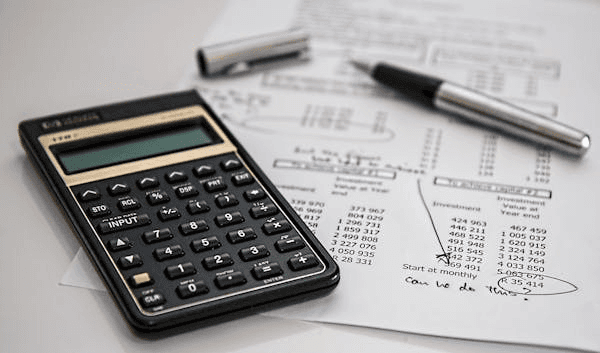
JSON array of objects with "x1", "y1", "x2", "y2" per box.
[{"x1": 19, "y1": 91, "x2": 339, "y2": 331}]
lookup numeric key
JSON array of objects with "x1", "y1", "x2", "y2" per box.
[
  {"x1": 165, "y1": 262, "x2": 196, "y2": 279},
  {"x1": 143, "y1": 228, "x2": 173, "y2": 244},
  {"x1": 202, "y1": 253, "x2": 233, "y2": 270},
  {"x1": 154, "y1": 245, "x2": 185, "y2": 261}
]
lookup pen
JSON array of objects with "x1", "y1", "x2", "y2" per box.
[{"x1": 350, "y1": 58, "x2": 591, "y2": 156}]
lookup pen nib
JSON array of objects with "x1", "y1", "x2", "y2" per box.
[{"x1": 348, "y1": 58, "x2": 374, "y2": 75}]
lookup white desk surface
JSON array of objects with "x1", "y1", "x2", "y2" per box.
[{"x1": 0, "y1": 1, "x2": 579, "y2": 352}]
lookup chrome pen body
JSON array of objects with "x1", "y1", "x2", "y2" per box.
[{"x1": 350, "y1": 59, "x2": 590, "y2": 156}]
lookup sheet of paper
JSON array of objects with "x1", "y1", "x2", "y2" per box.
[{"x1": 177, "y1": 0, "x2": 600, "y2": 351}]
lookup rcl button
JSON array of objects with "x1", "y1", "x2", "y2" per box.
[{"x1": 118, "y1": 197, "x2": 140, "y2": 211}]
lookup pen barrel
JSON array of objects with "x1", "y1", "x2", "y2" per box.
[{"x1": 433, "y1": 82, "x2": 591, "y2": 156}]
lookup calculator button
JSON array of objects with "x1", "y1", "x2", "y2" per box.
[
  {"x1": 261, "y1": 219, "x2": 292, "y2": 235},
  {"x1": 137, "y1": 177, "x2": 159, "y2": 190},
  {"x1": 190, "y1": 236, "x2": 221, "y2": 252},
  {"x1": 231, "y1": 172, "x2": 253, "y2": 186},
  {"x1": 288, "y1": 254, "x2": 319, "y2": 271},
  {"x1": 179, "y1": 220, "x2": 209, "y2": 235},
  {"x1": 215, "y1": 194, "x2": 239, "y2": 208},
  {"x1": 174, "y1": 184, "x2": 199, "y2": 199},
  {"x1": 165, "y1": 262, "x2": 196, "y2": 279},
  {"x1": 153, "y1": 245, "x2": 185, "y2": 261},
  {"x1": 243, "y1": 188, "x2": 266, "y2": 201},
  {"x1": 193, "y1": 165, "x2": 215, "y2": 177},
  {"x1": 78, "y1": 188, "x2": 100, "y2": 202},
  {"x1": 251, "y1": 263, "x2": 283, "y2": 280},
  {"x1": 146, "y1": 190, "x2": 170, "y2": 205},
  {"x1": 176, "y1": 281, "x2": 209, "y2": 299},
  {"x1": 140, "y1": 292, "x2": 166, "y2": 308},
  {"x1": 250, "y1": 203, "x2": 279, "y2": 219},
  {"x1": 215, "y1": 211, "x2": 244, "y2": 227},
  {"x1": 98, "y1": 213, "x2": 151, "y2": 234},
  {"x1": 87, "y1": 204, "x2": 111, "y2": 218},
  {"x1": 226, "y1": 227, "x2": 257, "y2": 244},
  {"x1": 130, "y1": 272, "x2": 154, "y2": 288},
  {"x1": 118, "y1": 254, "x2": 143, "y2": 269},
  {"x1": 186, "y1": 200, "x2": 210, "y2": 214},
  {"x1": 275, "y1": 236, "x2": 305, "y2": 253},
  {"x1": 239, "y1": 245, "x2": 269, "y2": 261},
  {"x1": 203, "y1": 177, "x2": 226, "y2": 192},
  {"x1": 107, "y1": 237, "x2": 132, "y2": 252},
  {"x1": 202, "y1": 253, "x2": 234, "y2": 270},
  {"x1": 157, "y1": 206, "x2": 181, "y2": 221},
  {"x1": 142, "y1": 228, "x2": 173, "y2": 244},
  {"x1": 165, "y1": 171, "x2": 188, "y2": 184},
  {"x1": 220, "y1": 159, "x2": 242, "y2": 171},
  {"x1": 108, "y1": 183, "x2": 130, "y2": 196},
  {"x1": 117, "y1": 197, "x2": 141, "y2": 211},
  {"x1": 215, "y1": 271, "x2": 246, "y2": 289}
]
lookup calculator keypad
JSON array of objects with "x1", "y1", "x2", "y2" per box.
[{"x1": 71, "y1": 152, "x2": 325, "y2": 314}]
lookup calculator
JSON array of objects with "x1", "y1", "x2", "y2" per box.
[{"x1": 19, "y1": 91, "x2": 339, "y2": 331}]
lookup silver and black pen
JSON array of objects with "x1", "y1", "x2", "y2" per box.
[{"x1": 350, "y1": 58, "x2": 591, "y2": 156}]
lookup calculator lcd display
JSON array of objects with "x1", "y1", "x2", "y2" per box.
[{"x1": 57, "y1": 125, "x2": 215, "y2": 174}]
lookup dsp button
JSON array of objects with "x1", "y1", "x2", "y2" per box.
[
  {"x1": 87, "y1": 204, "x2": 111, "y2": 218},
  {"x1": 97, "y1": 214, "x2": 151, "y2": 234},
  {"x1": 139, "y1": 292, "x2": 166, "y2": 308},
  {"x1": 174, "y1": 184, "x2": 199, "y2": 199}
]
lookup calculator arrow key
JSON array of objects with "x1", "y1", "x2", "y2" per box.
[
  {"x1": 78, "y1": 188, "x2": 100, "y2": 202},
  {"x1": 137, "y1": 177, "x2": 159, "y2": 190},
  {"x1": 118, "y1": 254, "x2": 142, "y2": 269},
  {"x1": 108, "y1": 183, "x2": 130, "y2": 196}
]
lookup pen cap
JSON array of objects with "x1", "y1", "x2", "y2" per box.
[{"x1": 197, "y1": 28, "x2": 310, "y2": 77}]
